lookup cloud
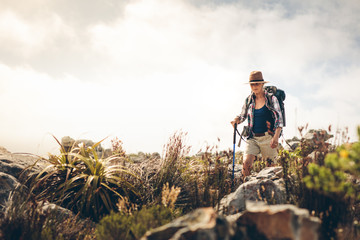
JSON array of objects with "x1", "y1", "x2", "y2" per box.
[
  {"x1": 0, "y1": 10, "x2": 75, "y2": 57},
  {"x1": 0, "y1": 0, "x2": 359, "y2": 155}
]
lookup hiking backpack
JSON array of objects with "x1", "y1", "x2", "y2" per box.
[{"x1": 264, "y1": 86, "x2": 286, "y2": 127}]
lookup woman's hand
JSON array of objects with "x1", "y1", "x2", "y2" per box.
[
  {"x1": 270, "y1": 127, "x2": 282, "y2": 148},
  {"x1": 270, "y1": 137, "x2": 279, "y2": 149},
  {"x1": 231, "y1": 117, "x2": 240, "y2": 128}
]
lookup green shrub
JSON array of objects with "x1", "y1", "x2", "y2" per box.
[
  {"x1": 279, "y1": 148, "x2": 310, "y2": 204},
  {"x1": 96, "y1": 205, "x2": 176, "y2": 240},
  {"x1": 288, "y1": 126, "x2": 360, "y2": 240},
  {"x1": 304, "y1": 126, "x2": 360, "y2": 200}
]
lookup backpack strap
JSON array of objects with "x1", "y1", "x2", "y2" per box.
[
  {"x1": 244, "y1": 94, "x2": 252, "y2": 116},
  {"x1": 265, "y1": 94, "x2": 273, "y2": 108}
]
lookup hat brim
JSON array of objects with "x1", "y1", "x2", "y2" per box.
[{"x1": 244, "y1": 81, "x2": 270, "y2": 84}]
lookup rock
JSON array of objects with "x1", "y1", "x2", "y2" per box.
[
  {"x1": 284, "y1": 130, "x2": 334, "y2": 152},
  {"x1": 0, "y1": 172, "x2": 19, "y2": 210},
  {"x1": 129, "y1": 152, "x2": 160, "y2": 163},
  {"x1": 298, "y1": 129, "x2": 334, "y2": 159},
  {"x1": 0, "y1": 147, "x2": 11, "y2": 155},
  {"x1": 228, "y1": 164, "x2": 242, "y2": 173},
  {"x1": 61, "y1": 136, "x2": 75, "y2": 152},
  {"x1": 235, "y1": 201, "x2": 320, "y2": 240},
  {"x1": 61, "y1": 136, "x2": 107, "y2": 157},
  {"x1": 0, "y1": 147, "x2": 46, "y2": 179},
  {"x1": 141, "y1": 207, "x2": 234, "y2": 240},
  {"x1": 255, "y1": 166, "x2": 283, "y2": 180},
  {"x1": 40, "y1": 203, "x2": 92, "y2": 225},
  {"x1": 303, "y1": 129, "x2": 333, "y2": 142},
  {"x1": 219, "y1": 167, "x2": 286, "y2": 215},
  {"x1": 104, "y1": 148, "x2": 112, "y2": 158},
  {"x1": 142, "y1": 203, "x2": 320, "y2": 240},
  {"x1": 0, "y1": 160, "x2": 25, "y2": 179},
  {"x1": 0, "y1": 147, "x2": 47, "y2": 213},
  {"x1": 283, "y1": 140, "x2": 300, "y2": 151},
  {"x1": 151, "y1": 152, "x2": 161, "y2": 159},
  {"x1": 228, "y1": 164, "x2": 243, "y2": 180},
  {"x1": 3, "y1": 186, "x2": 96, "y2": 230},
  {"x1": 129, "y1": 154, "x2": 146, "y2": 163}
]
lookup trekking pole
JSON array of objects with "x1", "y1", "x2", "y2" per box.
[{"x1": 232, "y1": 123, "x2": 237, "y2": 182}]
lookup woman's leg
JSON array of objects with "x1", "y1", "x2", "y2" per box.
[
  {"x1": 242, "y1": 154, "x2": 256, "y2": 176},
  {"x1": 243, "y1": 137, "x2": 260, "y2": 177}
]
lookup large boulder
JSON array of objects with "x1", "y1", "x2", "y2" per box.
[
  {"x1": 0, "y1": 147, "x2": 46, "y2": 179},
  {"x1": 0, "y1": 172, "x2": 20, "y2": 210},
  {"x1": 219, "y1": 167, "x2": 285, "y2": 214},
  {"x1": 0, "y1": 147, "x2": 49, "y2": 214},
  {"x1": 142, "y1": 203, "x2": 320, "y2": 240},
  {"x1": 300, "y1": 129, "x2": 333, "y2": 157},
  {"x1": 283, "y1": 130, "x2": 333, "y2": 153},
  {"x1": 0, "y1": 159, "x2": 25, "y2": 179},
  {"x1": 141, "y1": 207, "x2": 233, "y2": 240},
  {"x1": 234, "y1": 201, "x2": 320, "y2": 240},
  {"x1": 302, "y1": 129, "x2": 333, "y2": 143}
]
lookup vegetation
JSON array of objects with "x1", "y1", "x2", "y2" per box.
[
  {"x1": 27, "y1": 137, "x2": 139, "y2": 221},
  {"x1": 128, "y1": 132, "x2": 238, "y2": 213},
  {"x1": 1, "y1": 126, "x2": 360, "y2": 239},
  {"x1": 96, "y1": 183, "x2": 180, "y2": 240},
  {"x1": 302, "y1": 128, "x2": 360, "y2": 239},
  {"x1": 0, "y1": 185, "x2": 95, "y2": 240},
  {"x1": 279, "y1": 126, "x2": 360, "y2": 240}
]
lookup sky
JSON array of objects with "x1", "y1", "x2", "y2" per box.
[{"x1": 0, "y1": 0, "x2": 359, "y2": 156}]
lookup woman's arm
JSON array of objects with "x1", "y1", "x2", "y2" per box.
[
  {"x1": 270, "y1": 127, "x2": 282, "y2": 148},
  {"x1": 231, "y1": 96, "x2": 250, "y2": 127}
]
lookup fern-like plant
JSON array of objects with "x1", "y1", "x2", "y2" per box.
[{"x1": 28, "y1": 137, "x2": 139, "y2": 221}]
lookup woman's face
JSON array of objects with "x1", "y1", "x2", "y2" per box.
[{"x1": 250, "y1": 83, "x2": 264, "y2": 94}]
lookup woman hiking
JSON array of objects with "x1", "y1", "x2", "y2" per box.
[{"x1": 231, "y1": 71, "x2": 284, "y2": 178}]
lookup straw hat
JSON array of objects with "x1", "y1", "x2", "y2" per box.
[{"x1": 247, "y1": 71, "x2": 269, "y2": 84}]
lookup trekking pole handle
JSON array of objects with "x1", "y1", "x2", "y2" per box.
[{"x1": 233, "y1": 123, "x2": 237, "y2": 144}]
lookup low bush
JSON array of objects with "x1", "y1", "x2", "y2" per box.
[
  {"x1": 96, "y1": 205, "x2": 176, "y2": 240},
  {"x1": 280, "y1": 126, "x2": 360, "y2": 240},
  {"x1": 303, "y1": 127, "x2": 360, "y2": 239},
  {"x1": 0, "y1": 186, "x2": 95, "y2": 240}
]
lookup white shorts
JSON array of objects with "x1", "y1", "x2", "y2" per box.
[{"x1": 244, "y1": 132, "x2": 278, "y2": 160}]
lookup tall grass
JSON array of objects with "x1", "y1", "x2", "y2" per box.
[{"x1": 128, "y1": 131, "x2": 237, "y2": 213}]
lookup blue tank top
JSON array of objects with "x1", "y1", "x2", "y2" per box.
[{"x1": 253, "y1": 105, "x2": 273, "y2": 133}]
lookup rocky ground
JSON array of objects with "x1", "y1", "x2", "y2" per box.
[{"x1": 142, "y1": 166, "x2": 320, "y2": 240}]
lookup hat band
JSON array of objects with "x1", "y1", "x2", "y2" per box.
[{"x1": 249, "y1": 79, "x2": 264, "y2": 82}]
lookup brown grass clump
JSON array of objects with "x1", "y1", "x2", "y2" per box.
[{"x1": 161, "y1": 183, "x2": 181, "y2": 209}]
